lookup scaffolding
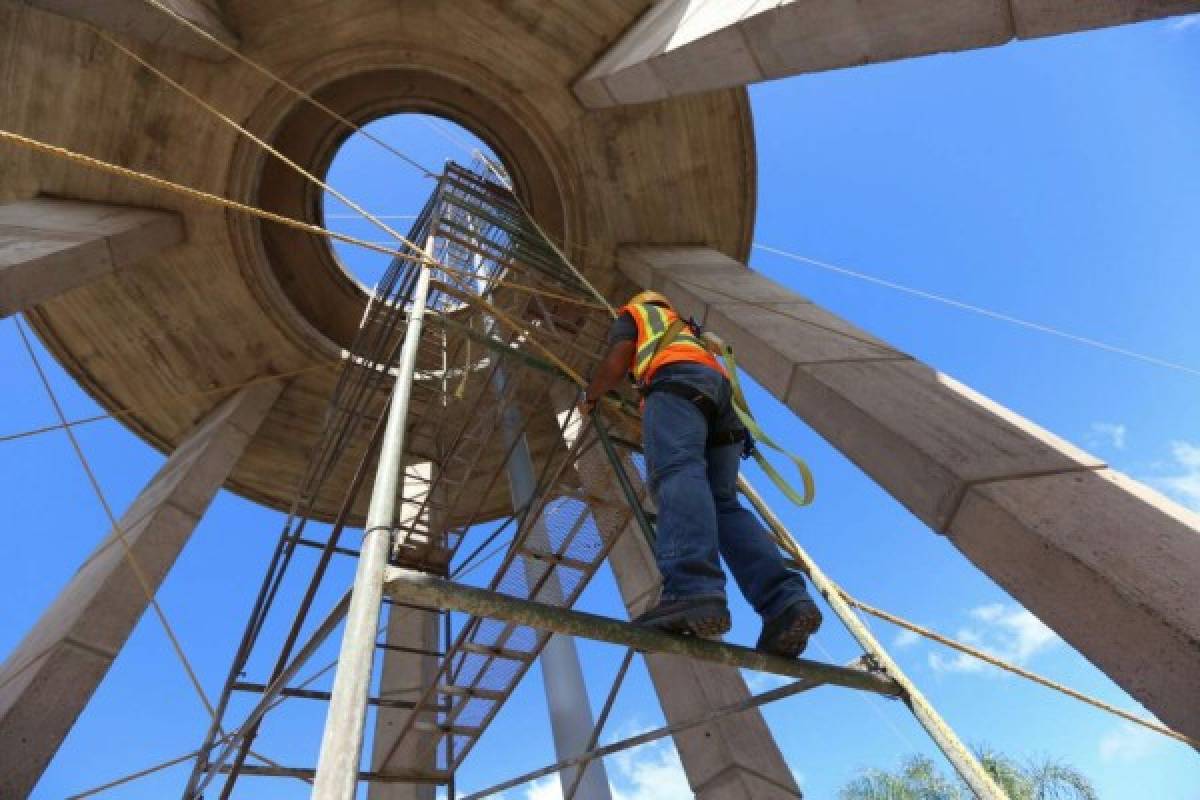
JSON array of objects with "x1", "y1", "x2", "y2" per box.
[{"x1": 172, "y1": 162, "x2": 1008, "y2": 800}]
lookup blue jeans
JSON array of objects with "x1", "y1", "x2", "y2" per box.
[{"x1": 641, "y1": 363, "x2": 814, "y2": 621}]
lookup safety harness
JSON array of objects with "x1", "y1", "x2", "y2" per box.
[{"x1": 625, "y1": 304, "x2": 815, "y2": 507}]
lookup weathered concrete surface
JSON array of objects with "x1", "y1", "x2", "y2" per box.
[
  {"x1": 23, "y1": 0, "x2": 238, "y2": 60},
  {"x1": 2, "y1": 0, "x2": 756, "y2": 524},
  {"x1": 369, "y1": 605, "x2": 441, "y2": 800},
  {"x1": 618, "y1": 245, "x2": 1200, "y2": 741},
  {"x1": 1012, "y1": 0, "x2": 1200, "y2": 37},
  {"x1": 552, "y1": 389, "x2": 803, "y2": 799},
  {"x1": 0, "y1": 381, "x2": 281, "y2": 799},
  {"x1": 372, "y1": 461, "x2": 442, "y2": 799},
  {"x1": 0, "y1": 197, "x2": 183, "y2": 318},
  {"x1": 949, "y1": 469, "x2": 1200, "y2": 742},
  {"x1": 575, "y1": 0, "x2": 1200, "y2": 107}
]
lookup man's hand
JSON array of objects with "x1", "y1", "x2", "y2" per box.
[
  {"x1": 578, "y1": 391, "x2": 597, "y2": 418},
  {"x1": 581, "y1": 339, "x2": 637, "y2": 418}
]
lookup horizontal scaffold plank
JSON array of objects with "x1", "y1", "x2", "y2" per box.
[{"x1": 382, "y1": 568, "x2": 902, "y2": 697}]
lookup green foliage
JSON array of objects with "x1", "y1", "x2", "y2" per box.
[{"x1": 839, "y1": 747, "x2": 1098, "y2": 800}]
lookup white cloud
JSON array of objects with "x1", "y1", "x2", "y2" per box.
[
  {"x1": 571, "y1": 719, "x2": 693, "y2": 800},
  {"x1": 610, "y1": 741, "x2": 692, "y2": 800},
  {"x1": 1099, "y1": 721, "x2": 1161, "y2": 762},
  {"x1": 522, "y1": 776, "x2": 562, "y2": 800},
  {"x1": 1168, "y1": 14, "x2": 1200, "y2": 32},
  {"x1": 1088, "y1": 421, "x2": 1127, "y2": 450},
  {"x1": 1158, "y1": 440, "x2": 1200, "y2": 511},
  {"x1": 743, "y1": 669, "x2": 791, "y2": 693},
  {"x1": 893, "y1": 629, "x2": 921, "y2": 649},
  {"x1": 928, "y1": 604, "x2": 1058, "y2": 675}
]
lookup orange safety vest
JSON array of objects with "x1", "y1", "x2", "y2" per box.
[{"x1": 617, "y1": 302, "x2": 728, "y2": 386}]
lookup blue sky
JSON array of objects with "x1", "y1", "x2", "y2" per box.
[{"x1": 4, "y1": 13, "x2": 1200, "y2": 800}]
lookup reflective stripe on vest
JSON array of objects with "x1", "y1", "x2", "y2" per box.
[{"x1": 618, "y1": 302, "x2": 726, "y2": 384}]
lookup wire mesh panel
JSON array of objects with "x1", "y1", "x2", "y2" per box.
[
  {"x1": 196, "y1": 159, "x2": 634, "y2": 794},
  {"x1": 363, "y1": 165, "x2": 656, "y2": 774}
]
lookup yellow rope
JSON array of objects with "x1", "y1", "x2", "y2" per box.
[
  {"x1": 0, "y1": 128, "x2": 422, "y2": 263},
  {"x1": 136, "y1": 0, "x2": 437, "y2": 180},
  {"x1": 434, "y1": 263, "x2": 609, "y2": 311},
  {"x1": 758, "y1": 498, "x2": 1199, "y2": 750},
  {"x1": 0, "y1": 360, "x2": 340, "y2": 445},
  {"x1": 481, "y1": 159, "x2": 615, "y2": 317},
  {"x1": 842, "y1": 593, "x2": 1200, "y2": 750},
  {"x1": 429, "y1": 280, "x2": 586, "y2": 387},
  {"x1": 93, "y1": 29, "x2": 430, "y2": 260},
  {"x1": 9, "y1": 120, "x2": 1185, "y2": 764},
  {"x1": 9, "y1": 319, "x2": 294, "y2": 781},
  {"x1": 137, "y1": 0, "x2": 612, "y2": 320},
  {"x1": 14, "y1": 319, "x2": 219, "y2": 716},
  {"x1": 127, "y1": 0, "x2": 613, "y2": 322},
  {"x1": 24, "y1": 9, "x2": 1186, "y2": 758}
]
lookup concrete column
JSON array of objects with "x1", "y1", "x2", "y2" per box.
[
  {"x1": 551, "y1": 388, "x2": 803, "y2": 799},
  {"x1": 574, "y1": 0, "x2": 1200, "y2": 108},
  {"x1": 23, "y1": 0, "x2": 239, "y2": 61},
  {"x1": 368, "y1": 604, "x2": 440, "y2": 800},
  {"x1": 0, "y1": 381, "x2": 281, "y2": 799},
  {"x1": 619, "y1": 244, "x2": 1200, "y2": 741},
  {"x1": 371, "y1": 461, "x2": 443, "y2": 800},
  {"x1": 0, "y1": 197, "x2": 184, "y2": 318}
]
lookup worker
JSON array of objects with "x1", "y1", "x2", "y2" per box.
[{"x1": 581, "y1": 290, "x2": 823, "y2": 657}]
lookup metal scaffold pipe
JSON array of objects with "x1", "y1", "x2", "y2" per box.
[
  {"x1": 312, "y1": 258, "x2": 434, "y2": 800},
  {"x1": 737, "y1": 477, "x2": 1009, "y2": 800},
  {"x1": 382, "y1": 567, "x2": 903, "y2": 697}
]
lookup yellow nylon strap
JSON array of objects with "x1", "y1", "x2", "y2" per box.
[{"x1": 707, "y1": 335, "x2": 815, "y2": 507}]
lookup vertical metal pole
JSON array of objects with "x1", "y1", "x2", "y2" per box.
[
  {"x1": 738, "y1": 477, "x2": 1008, "y2": 800},
  {"x1": 312, "y1": 259, "x2": 433, "y2": 800}
]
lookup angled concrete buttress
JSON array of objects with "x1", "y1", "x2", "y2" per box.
[
  {"x1": 618, "y1": 245, "x2": 1200, "y2": 742},
  {"x1": 550, "y1": 387, "x2": 804, "y2": 800},
  {"x1": 0, "y1": 381, "x2": 282, "y2": 799},
  {"x1": 0, "y1": 197, "x2": 184, "y2": 319},
  {"x1": 21, "y1": 0, "x2": 239, "y2": 61},
  {"x1": 574, "y1": 0, "x2": 1200, "y2": 108},
  {"x1": 371, "y1": 461, "x2": 443, "y2": 800}
]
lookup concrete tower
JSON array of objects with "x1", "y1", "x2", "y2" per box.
[{"x1": 1, "y1": 2, "x2": 1198, "y2": 798}]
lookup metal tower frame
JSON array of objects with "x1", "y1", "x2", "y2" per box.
[{"x1": 172, "y1": 163, "x2": 1008, "y2": 799}]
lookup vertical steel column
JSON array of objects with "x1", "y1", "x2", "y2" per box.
[{"x1": 313, "y1": 260, "x2": 433, "y2": 800}]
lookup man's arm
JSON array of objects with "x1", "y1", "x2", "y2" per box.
[{"x1": 581, "y1": 339, "x2": 636, "y2": 415}]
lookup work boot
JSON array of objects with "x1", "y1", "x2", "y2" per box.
[
  {"x1": 634, "y1": 593, "x2": 731, "y2": 638},
  {"x1": 757, "y1": 598, "x2": 822, "y2": 658}
]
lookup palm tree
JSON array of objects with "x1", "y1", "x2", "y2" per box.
[
  {"x1": 839, "y1": 748, "x2": 1098, "y2": 800},
  {"x1": 840, "y1": 755, "x2": 965, "y2": 799}
]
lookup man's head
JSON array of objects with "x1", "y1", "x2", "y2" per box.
[{"x1": 627, "y1": 290, "x2": 672, "y2": 308}]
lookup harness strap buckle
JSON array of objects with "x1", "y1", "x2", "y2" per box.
[{"x1": 644, "y1": 382, "x2": 747, "y2": 451}]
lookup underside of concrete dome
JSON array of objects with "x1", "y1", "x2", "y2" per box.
[
  {"x1": 4, "y1": 2, "x2": 1200, "y2": 798},
  {"x1": 0, "y1": 0, "x2": 756, "y2": 523}
]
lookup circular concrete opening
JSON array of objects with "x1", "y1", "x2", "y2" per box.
[
  {"x1": 321, "y1": 113, "x2": 504, "y2": 290},
  {"x1": 243, "y1": 66, "x2": 571, "y2": 354}
]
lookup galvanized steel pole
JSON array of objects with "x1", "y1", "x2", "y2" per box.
[
  {"x1": 312, "y1": 260, "x2": 434, "y2": 800},
  {"x1": 381, "y1": 566, "x2": 902, "y2": 697}
]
